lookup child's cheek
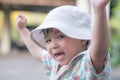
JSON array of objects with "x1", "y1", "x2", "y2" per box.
[{"x1": 47, "y1": 46, "x2": 52, "y2": 55}]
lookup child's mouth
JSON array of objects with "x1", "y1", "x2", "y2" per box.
[{"x1": 54, "y1": 52, "x2": 65, "y2": 61}]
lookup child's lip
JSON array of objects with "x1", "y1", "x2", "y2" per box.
[
  {"x1": 52, "y1": 50, "x2": 64, "y2": 55},
  {"x1": 54, "y1": 52, "x2": 65, "y2": 61},
  {"x1": 54, "y1": 52, "x2": 64, "y2": 56}
]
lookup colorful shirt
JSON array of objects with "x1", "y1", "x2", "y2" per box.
[{"x1": 42, "y1": 50, "x2": 111, "y2": 80}]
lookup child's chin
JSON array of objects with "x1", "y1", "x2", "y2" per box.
[{"x1": 58, "y1": 61, "x2": 68, "y2": 65}]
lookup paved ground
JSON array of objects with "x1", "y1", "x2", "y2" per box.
[{"x1": 0, "y1": 51, "x2": 120, "y2": 80}]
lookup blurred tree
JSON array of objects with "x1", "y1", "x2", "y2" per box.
[
  {"x1": 110, "y1": 0, "x2": 118, "y2": 16},
  {"x1": 110, "y1": 0, "x2": 120, "y2": 67},
  {"x1": 110, "y1": 0, "x2": 120, "y2": 30}
]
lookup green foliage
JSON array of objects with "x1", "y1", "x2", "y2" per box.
[
  {"x1": 109, "y1": 31, "x2": 120, "y2": 67},
  {"x1": 110, "y1": 0, "x2": 120, "y2": 67},
  {"x1": 110, "y1": 0, "x2": 118, "y2": 16}
]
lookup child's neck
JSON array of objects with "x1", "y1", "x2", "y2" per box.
[{"x1": 79, "y1": 44, "x2": 87, "y2": 53}]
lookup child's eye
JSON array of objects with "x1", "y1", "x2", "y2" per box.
[
  {"x1": 57, "y1": 35, "x2": 65, "y2": 39},
  {"x1": 46, "y1": 39, "x2": 51, "y2": 43}
]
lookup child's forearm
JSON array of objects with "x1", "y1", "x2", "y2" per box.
[
  {"x1": 91, "y1": 8, "x2": 110, "y2": 58},
  {"x1": 18, "y1": 27, "x2": 44, "y2": 61},
  {"x1": 16, "y1": 14, "x2": 44, "y2": 61},
  {"x1": 89, "y1": 0, "x2": 110, "y2": 73}
]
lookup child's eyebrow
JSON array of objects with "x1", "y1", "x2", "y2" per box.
[{"x1": 54, "y1": 30, "x2": 61, "y2": 34}]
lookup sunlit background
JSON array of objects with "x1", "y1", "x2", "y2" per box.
[{"x1": 0, "y1": 0, "x2": 120, "y2": 80}]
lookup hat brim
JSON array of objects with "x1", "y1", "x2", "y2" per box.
[{"x1": 30, "y1": 20, "x2": 91, "y2": 50}]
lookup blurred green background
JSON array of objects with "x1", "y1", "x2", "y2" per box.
[{"x1": 109, "y1": 0, "x2": 120, "y2": 67}]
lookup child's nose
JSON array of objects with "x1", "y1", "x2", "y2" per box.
[{"x1": 50, "y1": 41, "x2": 59, "y2": 49}]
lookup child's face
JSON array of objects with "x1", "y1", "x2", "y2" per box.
[{"x1": 44, "y1": 28, "x2": 86, "y2": 65}]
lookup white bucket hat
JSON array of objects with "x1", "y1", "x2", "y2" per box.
[{"x1": 30, "y1": 5, "x2": 91, "y2": 50}]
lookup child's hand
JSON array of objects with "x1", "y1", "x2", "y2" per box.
[
  {"x1": 16, "y1": 14, "x2": 27, "y2": 30},
  {"x1": 90, "y1": 0, "x2": 110, "y2": 10}
]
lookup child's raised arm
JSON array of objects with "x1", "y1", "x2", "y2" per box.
[
  {"x1": 16, "y1": 14, "x2": 44, "y2": 61},
  {"x1": 89, "y1": 0, "x2": 111, "y2": 73}
]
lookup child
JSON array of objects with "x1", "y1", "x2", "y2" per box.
[{"x1": 16, "y1": 0, "x2": 111, "y2": 79}]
